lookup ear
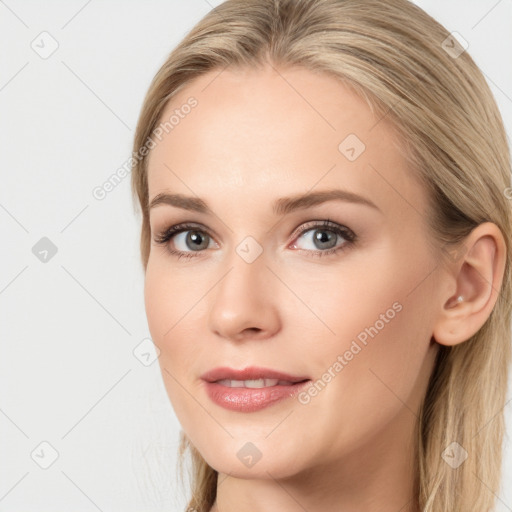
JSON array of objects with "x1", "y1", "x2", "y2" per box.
[{"x1": 432, "y1": 222, "x2": 507, "y2": 347}]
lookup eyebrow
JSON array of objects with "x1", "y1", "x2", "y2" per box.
[{"x1": 148, "y1": 189, "x2": 381, "y2": 215}]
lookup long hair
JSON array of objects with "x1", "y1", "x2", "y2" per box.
[{"x1": 130, "y1": 1, "x2": 512, "y2": 510}]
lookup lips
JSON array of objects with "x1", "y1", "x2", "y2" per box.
[
  {"x1": 200, "y1": 366, "x2": 310, "y2": 384},
  {"x1": 201, "y1": 366, "x2": 312, "y2": 412}
]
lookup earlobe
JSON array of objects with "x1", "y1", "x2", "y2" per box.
[{"x1": 432, "y1": 222, "x2": 507, "y2": 347}]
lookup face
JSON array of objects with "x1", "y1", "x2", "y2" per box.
[{"x1": 144, "y1": 63, "x2": 441, "y2": 479}]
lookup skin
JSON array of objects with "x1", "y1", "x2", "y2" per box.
[{"x1": 143, "y1": 63, "x2": 506, "y2": 512}]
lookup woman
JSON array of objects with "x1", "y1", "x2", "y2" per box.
[{"x1": 130, "y1": 0, "x2": 511, "y2": 510}]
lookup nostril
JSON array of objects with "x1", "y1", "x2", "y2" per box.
[{"x1": 242, "y1": 327, "x2": 262, "y2": 336}]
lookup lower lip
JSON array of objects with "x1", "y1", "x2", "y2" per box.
[{"x1": 203, "y1": 380, "x2": 311, "y2": 412}]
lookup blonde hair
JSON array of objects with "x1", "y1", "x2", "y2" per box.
[{"x1": 130, "y1": 1, "x2": 512, "y2": 510}]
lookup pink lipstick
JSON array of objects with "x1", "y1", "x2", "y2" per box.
[{"x1": 201, "y1": 366, "x2": 311, "y2": 412}]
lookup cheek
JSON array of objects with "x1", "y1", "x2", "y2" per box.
[
  {"x1": 285, "y1": 253, "x2": 406, "y2": 355},
  {"x1": 305, "y1": 260, "x2": 435, "y2": 443},
  {"x1": 144, "y1": 263, "x2": 192, "y2": 374},
  {"x1": 144, "y1": 265, "x2": 204, "y2": 429},
  {"x1": 144, "y1": 259, "x2": 207, "y2": 378},
  {"x1": 144, "y1": 258, "x2": 199, "y2": 339},
  {"x1": 311, "y1": 299, "x2": 434, "y2": 462}
]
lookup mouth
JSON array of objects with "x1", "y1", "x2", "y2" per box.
[
  {"x1": 201, "y1": 366, "x2": 312, "y2": 412},
  {"x1": 214, "y1": 378, "x2": 310, "y2": 388}
]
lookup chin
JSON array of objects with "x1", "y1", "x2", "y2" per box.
[{"x1": 194, "y1": 438, "x2": 306, "y2": 480}]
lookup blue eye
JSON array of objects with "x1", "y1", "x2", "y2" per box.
[
  {"x1": 290, "y1": 219, "x2": 355, "y2": 257},
  {"x1": 153, "y1": 219, "x2": 356, "y2": 260},
  {"x1": 153, "y1": 223, "x2": 214, "y2": 260}
]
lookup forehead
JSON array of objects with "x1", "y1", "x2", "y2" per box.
[{"x1": 146, "y1": 64, "x2": 428, "y2": 220}]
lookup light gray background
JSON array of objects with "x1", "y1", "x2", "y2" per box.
[{"x1": 0, "y1": 1, "x2": 511, "y2": 511}]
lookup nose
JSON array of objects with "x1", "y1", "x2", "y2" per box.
[{"x1": 207, "y1": 246, "x2": 281, "y2": 342}]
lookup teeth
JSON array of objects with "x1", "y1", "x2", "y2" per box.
[{"x1": 216, "y1": 378, "x2": 293, "y2": 388}]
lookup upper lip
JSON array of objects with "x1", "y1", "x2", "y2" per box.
[{"x1": 201, "y1": 366, "x2": 310, "y2": 383}]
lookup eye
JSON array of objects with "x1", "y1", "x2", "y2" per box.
[
  {"x1": 152, "y1": 219, "x2": 356, "y2": 260},
  {"x1": 153, "y1": 223, "x2": 216, "y2": 260},
  {"x1": 290, "y1": 219, "x2": 356, "y2": 257}
]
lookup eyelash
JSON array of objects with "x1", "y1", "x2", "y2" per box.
[{"x1": 152, "y1": 219, "x2": 357, "y2": 260}]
